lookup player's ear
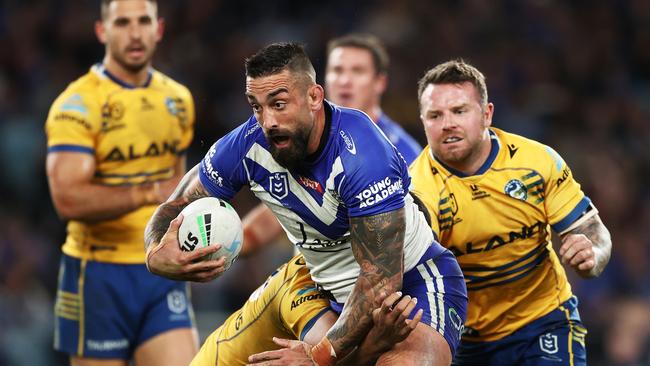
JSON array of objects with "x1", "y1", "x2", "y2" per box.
[
  {"x1": 95, "y1": 20, "x2": 107, "y2": 44},
  {"x1": 374, "y1": 72, "x2": 388, "y2": 95},
  {"x1": 308, "y1": 84, "x2": 324, "y2": 110},
  {"x1": 156, "y1": 17, "x2": 165, "y2": 42},
  {"x1": 483, "y1": 102, "x2": 494, "y2": 127}
]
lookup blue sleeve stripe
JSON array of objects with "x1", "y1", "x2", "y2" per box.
[
  {"x1": 48, "y1": 145, "x2": 94, "y2": 154},
  {"x1": 299, "y1": 308, "x2": 332, "y2": 341},
  {"x1": 551, "y1": 196, "x2": 592, "y2": 233}
]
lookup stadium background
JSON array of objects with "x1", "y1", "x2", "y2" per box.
[{"x1": 1, "y1": 0, "x2": 649, "y2": 364}]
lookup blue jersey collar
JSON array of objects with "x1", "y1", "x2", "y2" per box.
[{"x1": 98, "y1": 63, "x2": 152, "y2": 89}]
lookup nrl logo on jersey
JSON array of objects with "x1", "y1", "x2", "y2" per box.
[{"x1": 269, "y1": 172, "x2": 289, "y2": 200}]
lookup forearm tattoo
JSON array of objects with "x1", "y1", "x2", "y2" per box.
[
  {"x1": 144, "y1": 170, "x2": 209, "y2": 251},
  {"x1": 566, "y1": 214, "x2": 612, "y2": 277},
  {"x1": 327, "y1": 208, "x2": 405, "y2": 354}
]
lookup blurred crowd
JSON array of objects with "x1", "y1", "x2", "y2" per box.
[{"x1": 1, "y1": 0, "x2": 649, "y2": 364}]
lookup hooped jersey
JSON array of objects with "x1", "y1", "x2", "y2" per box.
[
  {"x1": 199, "y1": 101, "x2": 438, "y2": 302},
  {"x1": 45, "y1": 64, "x2": 195, "y2": 263},
  {"x1": 192, "y1": 255, "x2": 331, "y2": 366},
  {"x1": 409, "y1": 128, "x2": 595, "y2": 342}
]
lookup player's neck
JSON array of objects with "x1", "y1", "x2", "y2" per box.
[
  {"x1": 103, "y1": 56, "x2": 151, "y2": 87},
  {"x1": 365, "y1": 105, "x2": 383, "y2": 123},
  {"x1": 306, "y1": 106, "x2": 327, "y2": 155}
]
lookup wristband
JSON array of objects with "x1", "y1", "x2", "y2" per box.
[
  {"x1": 243, "y1": 227, "x2": 260, "y2": 248},
  {"x1": 311, "y1": 337, "x2": 337, "y2": 366}
]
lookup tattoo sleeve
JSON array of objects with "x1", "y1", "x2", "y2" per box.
[
  {"x1": 564, "y1": 213, "x2": 612, "y2": 277},
  {"x1": 144, "y1": 165, "x2": 210, "y2": 251},
  {"x1": 326, "y1": 207, "x2": 405, "y2": 356}
]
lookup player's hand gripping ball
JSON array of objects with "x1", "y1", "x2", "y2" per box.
[{"x1": 178, "y1": 197, "x2": 243, "y2": 271}]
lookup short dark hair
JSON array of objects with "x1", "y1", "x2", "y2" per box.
[
  {"x1": 417, "y1": 59, "x2": 488, "y2": 106},
  {"x1": 101, "y1": 0, "x2": 157, "y2": 20},
  {"x1": 245, "y1": 42, "x2": 316, "y2": 84},
  {"x1": 326, "y1": 33, "x2": 389, "y2": 75}
]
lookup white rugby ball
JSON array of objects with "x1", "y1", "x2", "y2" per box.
[{"x1": 178, "y1": 197, "x2": 243, "y2": 271}]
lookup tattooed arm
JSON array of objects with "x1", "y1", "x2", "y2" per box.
[
  {"x1": 144, "y1": 164, "x2": 227, "y2": 282},
  {"x1": 326, "y1": 208, "x2": 405, "y2": 358},
  {"x1": 559, "y1": 214, "x2": 612, "y2": 278}
]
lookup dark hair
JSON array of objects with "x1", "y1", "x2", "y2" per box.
[
  {"x1": 327, "y1": 33, "x2": 389, "y2": 75},
  {"x1": 417, "y1": 59, "x2": 488, "y2": 106},
  {"x1": 101, "y1": 0, "x2": 157, "y2": 20},
  {"x1": 245, "y1": 42, "x2": 316, "y2": 84}
]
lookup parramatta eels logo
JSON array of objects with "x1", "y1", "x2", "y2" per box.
[
  {"x1": 504, "y1": 179, "x2": 528, "y2": 201},
  {"x1": 269, "y1": 172, "x2": 289, "y2": 200}
]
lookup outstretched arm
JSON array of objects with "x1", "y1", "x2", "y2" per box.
[{"x1": 559, "y1": 213, "x2": 612, "y2": 278}]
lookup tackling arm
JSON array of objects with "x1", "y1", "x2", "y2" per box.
[
  {"x1": 321, "y1": 208, "x2": 405, "y2": 362},
  {"x1": 559, "y1": 214, "x2": 612, "y2": 278}
]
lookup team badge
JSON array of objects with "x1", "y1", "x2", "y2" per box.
[
  {"x1": 269, "y1": 172, "x2": 289, "y2": 200},
  {"x1": 167, "y1": 290, "x2": 187, "y2": 314},
  {"x1": 539, "y1": 333, "x2": 559, "y2": 354},
  {"x1": 165, "y1": 97, "x2": 178, "y2": 116},
  {"x1": 504, "y1": 179, "x2": 527, "y2": 201}
]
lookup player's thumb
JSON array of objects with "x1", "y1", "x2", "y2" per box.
[{"x1": 168, "y1": 213, "x2": 184, "y2": 233}]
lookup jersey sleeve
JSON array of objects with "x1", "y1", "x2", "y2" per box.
[
  {"x1": 45, "y1": 88, "x2": 100, "y2": 154},
  {"x1": 279, "y1": 266, "x2": 331, "y2": 341},
  {"x1": 178, "y1": 86, "x2": 195, "y2": 154},
  {"x1": 338, "y1": 124, "x2": 408, "y2": 218},
  {"x1": 542, "y1": 145, "x2": 592, "y2": 233},
  {"x1": 198, "y1": 121, "x2": 253, "y2": 200}
]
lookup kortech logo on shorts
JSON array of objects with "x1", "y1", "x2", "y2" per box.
[{"x1": 167, "y1": 290, "x2": 187, "y2": 314}]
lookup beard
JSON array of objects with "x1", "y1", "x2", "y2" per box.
[
  {"x1": 266, "y1": 125, "x2": 311, "y2": 171},
  {"x1": 111, "y1": 46, "x2": 153, "y2": 74}
]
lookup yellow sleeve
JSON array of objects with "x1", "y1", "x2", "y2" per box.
[
  {"x1": 279, "y1": 266, "x2": 331, "y2": 341},
  {"x1": 409, "y1": 156, "x2": 441, "y2": 238},
  {"x1": 542, "y1": 145, "x2": 591, "y2": 233},
  {"x1": 178, "y1": 86, "x2": 195, "y2": 153},
  {"x1": 45, "y1": 88, "x2": 100, "y2": 153}
]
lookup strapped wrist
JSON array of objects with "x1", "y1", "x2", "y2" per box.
[{"x1": 311, "y1": 337, "x2": 337, "y2": 366}]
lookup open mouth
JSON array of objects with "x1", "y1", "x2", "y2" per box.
[
  {"x1": 126, "y1": 45, "x2": 146, "y2": 58},
  {"x1": 271, "y1": 135, "x2": 291, "y2": 148},
  {"x1": 443, "y1": 136, "x2": 462, "y2": 144},
  {"x1": 336, "y1": 93, "x2": 353, "y2": 105}
]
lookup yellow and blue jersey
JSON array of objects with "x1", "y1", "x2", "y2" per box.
[
  {"x1": 45, "y1": 64, "x2": 195, "y2": 263},
  {"x1": 191, "y1": 255, "x2": 331, "y2": 366},
  {"x1": 409, "y1": 128, "x2": 593, "y2": 342}
]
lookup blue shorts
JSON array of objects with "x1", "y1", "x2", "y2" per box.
[
  {"x1": 330, "y1": 245, "x2": 468, "y2": 358},
  {"x1": 454, "y1": 296, "x2": 587, "y2": 366},
  {"x1": 54, "y1": 254, "x2": 195, "y2": 359}
]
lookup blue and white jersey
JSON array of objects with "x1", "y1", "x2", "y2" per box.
[
  {"x1": 199, "y1": 101, "x2": 436, "y2": 302},
  {"x1": 376, "y1": 114, "x2": 422, "y2": 165}
]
